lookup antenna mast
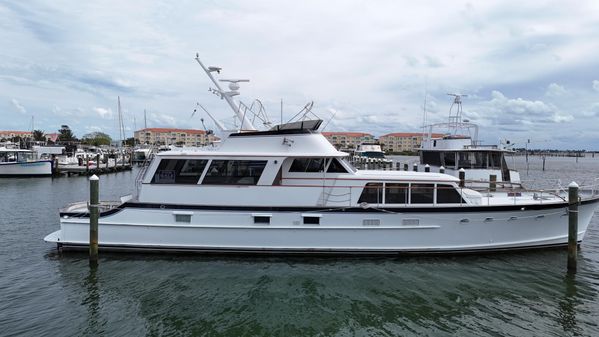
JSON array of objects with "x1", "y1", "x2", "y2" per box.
[
  {"x1": 194, "y1": 54, "x2": 256, "y2": 131},
  {"x1": 447, "y1": 93, "x2": 467, "y2": 135}
]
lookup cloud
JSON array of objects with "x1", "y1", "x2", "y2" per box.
[
  {"x1": 94, "y1": 107, "x2": 113, "y2": 119},
  {"x1": 582, "y1": 103, "x2": 599, "y2": 117},
  {"x1": 593, "y1": 80, "x2": 599, "y2": 92},
  {"x1": 545, "y1": 83, "x2": 566, "y2": 97},
  {"x1": 11, "y1": 99, "x2": 26, "y2": 114},
  {"x1": 480, "y1": 90, "x2": 572, "y2": 126}
]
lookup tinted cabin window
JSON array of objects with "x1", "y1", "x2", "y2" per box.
[
  {"x1": 436, "y1": 184, "x2": 464, "y2": 203},
  {"x1": 327, "y1": 159, "x2": 348, "y2": 173},
  {"x1": 488, "y1": 152, "x2": 502, "y2": 169},
  {"x1": 152, "y1": 159, "x2": 208, "y2": 184},
  {"x1": 202, "y1": 160, "x2": 267, "y2": 185},
  {"x1": 421, "y1": 151, "x2": 442, "y2": 166},
  {"x1": 385, "y1": 183, "x2": 408, "y2": 204},
  {"x1": 358, "y1": 183, "x2": 383, "y2": 204},
  {"x1": 410, "y1": 184, "x2": 434, "y2": 204},
  {"x1": 442, "y1": 152, "x2": 456, "y2": 168},
  {"x1": 290, "y1": 158, "x2": 325, "y2": 172}
]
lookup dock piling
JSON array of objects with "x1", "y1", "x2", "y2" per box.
[
  {"x1": 568, "y1": 182, "x2": 579, "y2": 273},
  {"x1": 459, "y1": 168, "x2": 465, "y2": 188},
  {"x1": 413, "y1": 163, "x2": 418, "y2": 172},
  {"x1": 89, "y1": 175, "x2": 100, "y2": 267},
  {"x1": 424, "y1": 164, "x2": 430, "y2": 172},
  {"x1": 490, "y1": 174, "x2": 497, "y2": 192},
  {"x1": 439, "y1": 166, "x2": 445, "y2": 174}
]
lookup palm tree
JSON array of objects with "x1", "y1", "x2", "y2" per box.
[{"x1": 33, "y1": 129, "x2": 46, "y2": 142}]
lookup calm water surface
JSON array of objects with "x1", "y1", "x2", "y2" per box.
[{"x1": 1, "y1": 156, "x2": 598, "y2": 336}]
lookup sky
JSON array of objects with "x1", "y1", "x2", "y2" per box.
[{"x1": 1, "y1": 0, "x2": 599, "y2": 150}]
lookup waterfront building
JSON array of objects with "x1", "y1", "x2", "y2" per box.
[
  {"x1": 321, "y1": 132, "x2": 374, "y2": 150},
  {"x1": 0, "y1": 131, "x2": 32, "y2": 140},
  {"x1": 134, "y1": 128, "x2": 219, "y2": 146},
  {"x1": 379, "y1": 132, "x2": 444, "y2": 153}
]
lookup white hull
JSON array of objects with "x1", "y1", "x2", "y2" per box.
[
  {"x1": 46, "y1": 200, "x2": 599, "y2": 254},
  {"x1": 0, "y1": 160, "x2": 52, "y2": 177}
]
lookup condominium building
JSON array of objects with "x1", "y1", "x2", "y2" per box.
[
  {"x1": 134, "y1": 128, "x2": 219, "y2": 146},
  {"x1": 0, "y1": 131, "x2": 32, "y2": 140},
  {"x1": 321, "y1": 132, "x2": 374, "y2": 150},
  {"x1": 379, "y1": 132, "x2": 444, "y2": 153}
]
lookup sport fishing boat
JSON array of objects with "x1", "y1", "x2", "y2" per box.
[
  {"x1": 419, "y1": 94, "x2": 521, "y2": 189},
  {"x1": 353, "y1": 143, "x2": 391, "y2": 162},
  {"x1": 44, "y1": 56, "x2": 599, "y2": 254},
  {"x1": 0, "y1": 147, "x2": 53, "y2": 177}
]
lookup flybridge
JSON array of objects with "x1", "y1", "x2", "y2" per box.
[{"x1": 195, "y1": 54, "x2": 326, "y2": 135}]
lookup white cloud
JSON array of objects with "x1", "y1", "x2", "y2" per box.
[
  {"x1": 545, "y1": 83, "x2": 567, "y2": 97},
  {"x1": 480, "y1": 90, "x2": 572, "y2": 126},
  {"x1": 11, "y1": 99, "x2": 26, "y2": 114},
  {"x1": 593, "y1": 80, "x2": 599, "y2": 92},
  {"x1": 94, "y1": 107, "x2": 113, "y2": 119}
]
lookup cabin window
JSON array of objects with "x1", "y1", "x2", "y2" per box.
[
  {"x1": 436, "y1": 184, "x2": 464, "y2": 203},
  {"x1": 385, "y1": 183, "x2": 408, "y2": 204},
  {"x1": 151, "y1": 159, "x2": 208, "y2": 184},
  {"x1": 358, "y1": 183, "x2": 383, "y2": 204},
  {"x1": 458, "y1": 152, "x2": 487, "y2": 169},
  {"x1": 410, "y1": 184, "x2": 434, "y2": 204},
  {"x1": 442, "y1": 152, "x2": 456, "y2": 168},
  {"x1": 289, "y1": 158, "x2": 325, "y2": 172},
  {"x1": 421, "y1": 151, "x2": 442, "y2": 166},
  {"x1": 327, "y1": 158, "x2": 348, "y2": 173},
  {"x1": 202, "y1": 160, "x2": 267, "y2": 185},
  {"x1": 303, "y1": 216, "x2": 320, "y2": 225},
  {"x1": 254, "y1": 216, "x2": 271, "y2": 224},
  {"x1": 488, "y1": 152, "x2": 502, "y2": 169}
]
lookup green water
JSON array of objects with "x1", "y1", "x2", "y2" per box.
[{"x1": 1, "y1": 156, "x2": 598, "y2": 336}]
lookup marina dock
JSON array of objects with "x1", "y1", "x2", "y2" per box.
[{"x1": 55, "y1": 160, "x2": 132, "y2": 176}]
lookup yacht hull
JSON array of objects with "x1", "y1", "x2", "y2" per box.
[
  {"x1": 45, "y1": 199, "x2": 599, "y2": 254},
  {"x1": 0, "y1": 160, "x2": 53, "y2": 177}
]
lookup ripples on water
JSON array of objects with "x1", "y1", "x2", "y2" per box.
[{"x1": 1, "y1": 157, "x2": 598, "y2": 336}]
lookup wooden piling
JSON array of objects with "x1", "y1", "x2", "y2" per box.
[
  {"x1": 424, "y1": 164, "x2": 430, "y2": 172},
  {"x1": 86, "y1": 156, "x2": 90, "y2": 174},
  {"x1": 413, "y1": 163, "x2": 418, "y2": 172},
  {"x1": 95, "y1": 154, "x2": 100, "y2": 174},
  {"x1": 490, "y1": 174, "x2": 497, "y2": 192},
  {"x1": 89, "y1": 175, "x2": 99, "y2": 267},
  {"x1": 542, "y1": 155, "x2": 546, "y2": 171},
  {"x1": 568, "y1": 182, "x2": 579, "y2": 273},
  {"x1": 439, "y1": 166, "x2": 445, "y2": 174},
  {"x1": 403, "y1": 163, "x2": 408, "y2": 171},
  {"x1": 458, "y1": 168, "x2": 465, "y2": 188}
]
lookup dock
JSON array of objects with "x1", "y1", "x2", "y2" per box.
[{"x1": 55, "y1": 159, "x2": 132, "y2": 176}]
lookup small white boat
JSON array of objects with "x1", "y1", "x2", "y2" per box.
[
  {"x1": 44, "y1": 57, "x2": 599, "y2": 254},
  {"x1": 0, "y1": 147, "x2": 53, "y2": 177},
  {"x1": 354, "y1": 143, "x2": 391, "y2": 162}
]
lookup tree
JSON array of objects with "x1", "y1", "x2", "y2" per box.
[
  {"x1": 33, "y1": 130, "x2": 46, "y2": 142},
  {"x1": 82, "y1": 132, "x2": 112, "y2": 146},
  {"x1": 124, "y1": 137, "x2": 137, "y2": 147},
  {"x1": 58, "y1": 125, "x2": 76, "y2": 142}
]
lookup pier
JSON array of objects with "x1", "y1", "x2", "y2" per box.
[{"x1": 55, "y1": 157, "x2": 132, "y2": 176}]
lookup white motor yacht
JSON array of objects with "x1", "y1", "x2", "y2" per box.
[
  {"x1": 419, "y1": 94, "x2": 521, "y2": 189},
  {"x1": 44, "y1": 57, "x2": 599, "y2": 254}
]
